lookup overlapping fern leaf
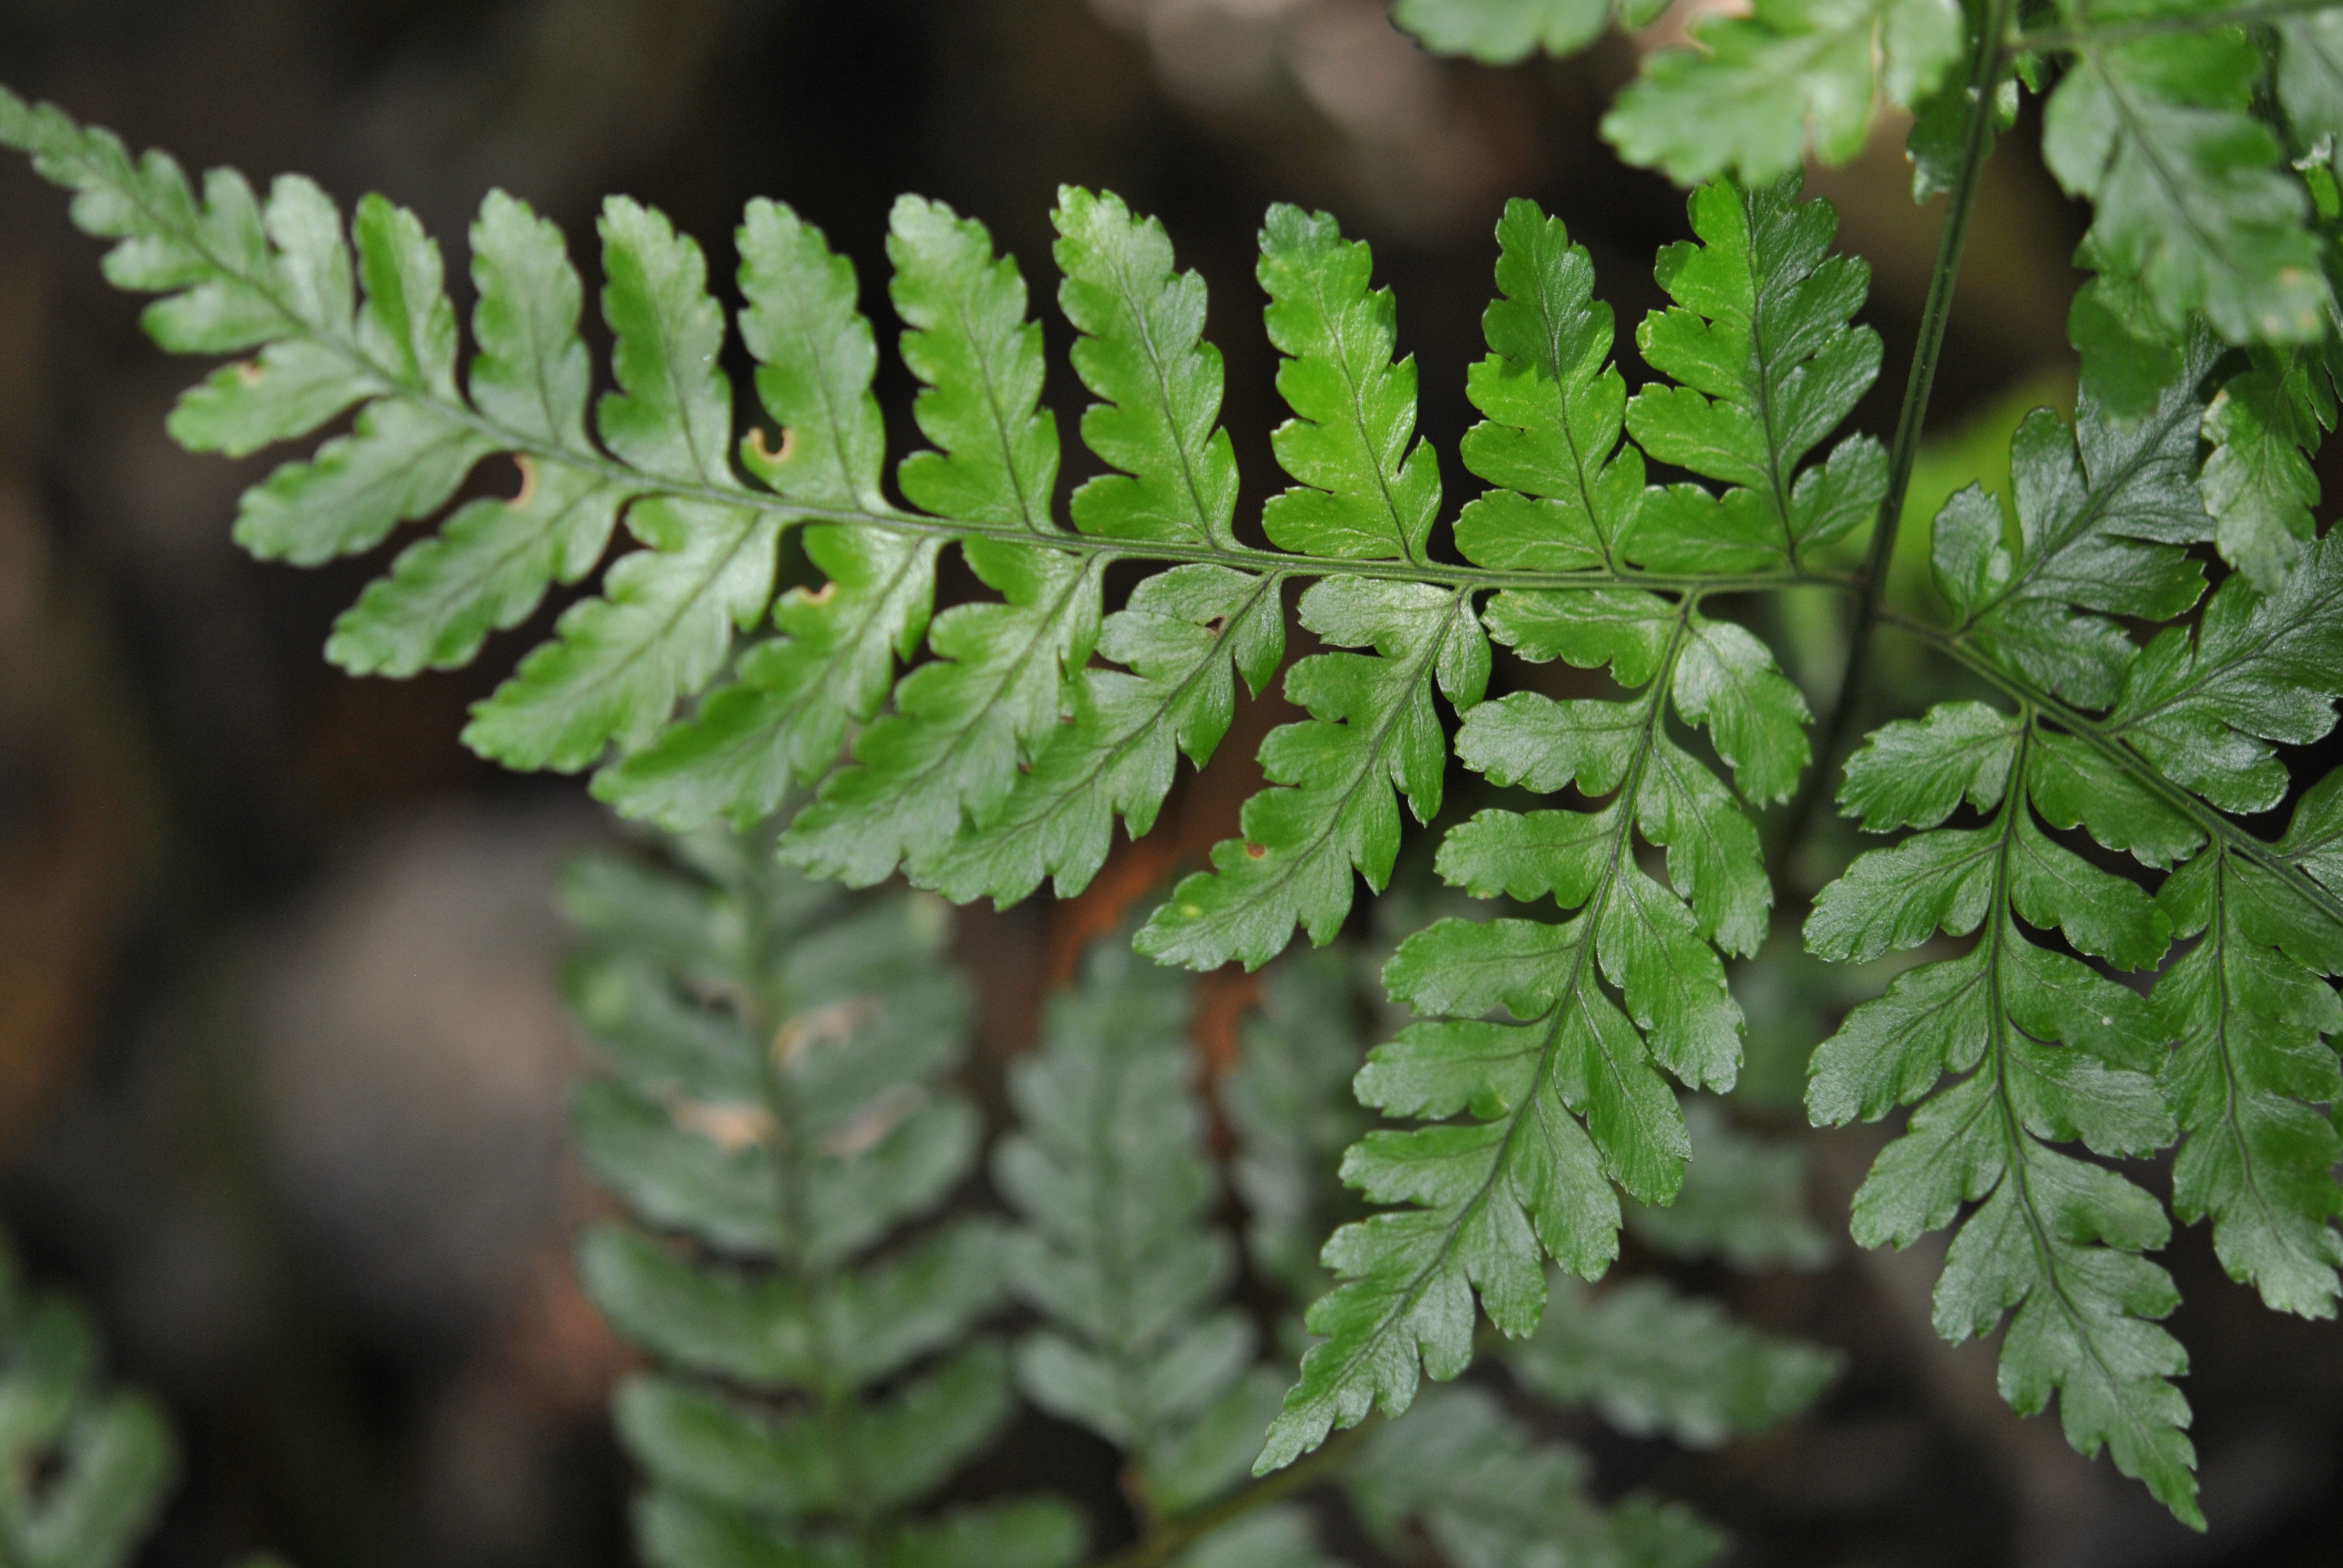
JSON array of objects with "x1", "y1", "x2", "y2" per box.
[
  {"x1": 1398, "y1": 0, "x2": 2343, "y2": 432},
  {"x1": 0, "y1": 88, "x2": 1833, "y2": 988},
  {"x1": 0, "y1": 1235, "x2": 174, "y2": 1568},
  {"x1": 561, "y1": 835, "x2": 1080, "y2": 1567},
  {"x1": 1212, "y1": 949, "x2": 1832, "y2": 1566},
  {"x1": 1804, "y1": 336, "x2": 2343, "y2": 1527},
  {"x1": 1254, "y1": 188, "x2": 1830, "y2": 1471}
]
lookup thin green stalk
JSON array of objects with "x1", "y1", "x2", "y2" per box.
[
  {"x1": 1090, "y1": 1426, "x2": 1368, "y2": 1568},
  {"x1": 1772, "y1": 0, "x2": 2015, "y2": 871}
]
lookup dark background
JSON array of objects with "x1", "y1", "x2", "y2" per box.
[{"x1": 0, "y1": 2, "x2": 2335, "y2": 1566}]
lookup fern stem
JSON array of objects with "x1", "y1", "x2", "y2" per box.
[
  {"x1": 1091, "y1": 1425, "x2": 1367, "y2": 1568},
  {"x1": 2010, "y1": 0, "x2": 2338, "y2": 52},
  {"x1": 1782, "y1": 0, "x2": 2014, "y2": 867},
  {"x1": 1882, "y1": 609, "x2": 2343, "y2": 932}
]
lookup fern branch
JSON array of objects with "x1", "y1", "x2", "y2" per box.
[
  {"x1": 1884, "y1": 610, "x2": 2343, "y2": 935},
  {"x1": 1809, "y1": 713, "x2": 2200, "y2": 1523},
  {"x1": 0, "y1": 87, "x2": 1849, "y2": 612}
]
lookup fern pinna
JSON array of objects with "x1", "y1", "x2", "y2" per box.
[{"x1": 11, "y1": 0, "x2": 2343, "y2": 1527}]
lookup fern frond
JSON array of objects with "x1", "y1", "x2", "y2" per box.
[
  {"x1": 1453, "y1": 197, "x2": 1642, "y2": 573},
  {"x1": 1508, "y1": 1275, "x2": 1839, "y2": 1449},
  {"x1": 1602, "y1": 0, "x2": 1964, "y2": 185},
  {"x1": 2, "y1": 96, "x2": 1846, "y2": 979},
  {"x1": 593, "y1": 200, "x2": 925, "y2": 831},
  {"x1": 0, "y1": 1236, "x2": 175, "y2": 1568},
  {"x1": 2042, "y1": 25, "x2": 2330, "y2": 347},
  {"x1": 995, "y1": 938, "x2": 1281, "y2": 1518},
  {"x1": 1625, "y1": 177, "x2": 1885, "y2": 571},
  {"x1": 2196, "y1": 342, "x2": 2340, "y2": 593},
  {"x1": 562, "y1": 839, "x2": 1078, "y2": 1567},
  {"x1": 1254, "y1": 188, "x2": 1830, "y2": 1471},
  {"x1": 1138, "y1": 204, "x2": 1484, "y2": 971},
  {"x1": 1810, "y1": 707, "x2": 2198, "y2": 1523},
  {"x1": 924, "y1": 190, "x2": 1276, "y2": 903},
  {"x1": 1937, "y1": 330, "x2": 2215, "y2": 710},
  {"x1": 1139, "y1": 576, "x2": 1489, "y2": 970},
  {"x1": 778, "y1": 197, "x2": 1099, "y2": 886}
]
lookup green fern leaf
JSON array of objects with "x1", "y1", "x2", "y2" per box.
[
  {"x1": 464, "y1": 199, "x2": 779, "y2": 769},
  {"x1": 2042, "y1": 30, "x2": 2330, "y2": 345},
  {"x1": 890, "y1": 195, "x2": 1061, "y2": 530},
  {"x1": 234, "y1": 193, "x2": 494, "y2": 566},
  {"x1": 1936, "y1": 335, "x2": 2214, "y2": 710},
  {"x1": 2155, "y1": 827, "x2": 2343, "y2": 1321},
  {"x1": 1508, "y1": 1275, "x2": 1839, "y2": 1448},
  {"x1": 1057, "y1": 186, "x2": 1238, "y2": 547},
  {"x1": 779, "y1": 199, "x2": 1101, "y2": 885},
  {"x1": 2108, "y1": 583, "x2": 2343, "y2": 1321},
  {"x1": 1602, "y1": 0, "x2": 1964, "y2": 185},
  {"x1": 2109, "y1": 535, "x2": 2343, "y2": 815},
  {"x1": 614, "y1": 1344, "x2": 1013, "y2": 1520},
  {"x1": 1257, "y1": 577, "x2": 1808, "y2": 1468},
  {"x1": 1256, "y1": 204, "x2": 1441, "y2": 563},
  {"x1": 1809, "y1": 709, "x2": 2199, "y2": 1524},
  {"x1": 635, "y1": 1494, "x2": 1083, "y2": 1568},
  {"x1": 2276, "y1": 10, "x2": 2343, "y2": 142},
  {"x1": 2196, "y1": 344, "x2": 2336, "y2": 595},
  {"x1": 921, "y1": 190, "x2": 1278, "y2": 902},
  {"x1": 926, "y1": 566, "x2": 1283, "y2": 904},
  {"x1": 594, "y1": 202, "x2": 928, "y2": 831},
  {"x1": 327, "y1": 192, "x2": 628, "y2": 676},
  {"x1": 1138, "y1": 577, "x2": 1487, "y2": 970},
  {"x1": 561, "y1": 840, "x2": 1072, "y2": 1566},
  {"x1": 1624, "y1": 177, "x2": 1884, "y2": 571},
  {"x1": 1453, "y1": 198, "x2": 1642, "y2": 573}
]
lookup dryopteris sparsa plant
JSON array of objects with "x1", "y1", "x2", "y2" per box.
[{"x1": 7, "y1": 0, "x2": 2343, "y2": 1541}]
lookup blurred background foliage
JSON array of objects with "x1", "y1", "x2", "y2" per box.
[{"x1": 0, "y1": 1, "x2": 2336, "y2": 1566}]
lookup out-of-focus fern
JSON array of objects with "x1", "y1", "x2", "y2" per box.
[
  {"x1": 562, "y1": 836, "x2": 1081, "y2": 1567},
  {"x1": 0, "y1": 1235, "x2": 174, "y2": 1568},
  {"x1": 994, "y1": 938, "x2": 1283, "y2": 1530},
  {"x1": 1342, "y1": 1385, "x2": 1723, "y2": 1568},
  {"x1": 1219, "y1": 951, "x2": 1372, "y2": 1317},
  {"x1": 997, "y1": 935, "x2": 1832, "y2": 1568}
]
